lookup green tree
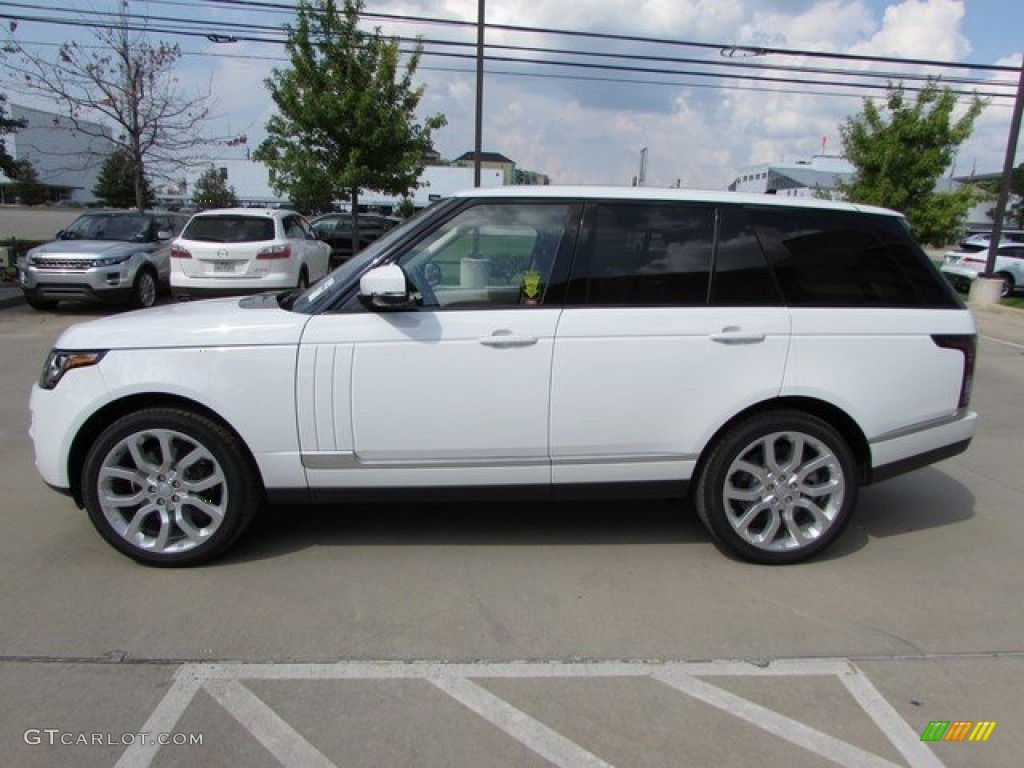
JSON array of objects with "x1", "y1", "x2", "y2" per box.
[
  {"x1": 94, "y1": 148, "x2": 154, "y2": 208},
  {"x1": 10, "y1": 157, "x2": 47, "y2": 204},
  {"x1": 192, "y1": 166, "x2": 238, "y2": 210},
  {"x1": 837, "y1": 81, "x2": 986, "y2": 245},
  {"x1": 1009, "y1": 163, "x2": 1024, "y2": 229},
  {"x1": 254, "y1": 0, "x2": 446, "y2": 251}
]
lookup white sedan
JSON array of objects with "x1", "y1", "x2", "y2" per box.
[
  {"x1": 941, "y1": 242, "x2": 1024, "y2": 297},
  {"x1": 170, "y1": 208, "x2": 330, "y2": 299}
]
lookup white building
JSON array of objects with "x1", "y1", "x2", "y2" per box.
[
  {"x1": 730, "y1": 155, "x2": 855, "y2": 198},
  {"x1": 163, "y1": 161, "x2": 504, "y2": 211},
  {"x1": 0, "y1": 104, "x2": 113, "y2": 204}
]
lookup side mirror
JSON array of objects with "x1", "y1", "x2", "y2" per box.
[
  {"x1": 359, "y1": 264, "x2": 414, "y2": 310},
  {"x1": 156, "y1": 230, "x2": 172, "y2": 241}
]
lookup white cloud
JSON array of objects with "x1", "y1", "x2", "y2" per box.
[{"x1": 191, "y1": 0, "x2": 1017, "y2": 192}]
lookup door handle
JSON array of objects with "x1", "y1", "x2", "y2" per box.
[
  {"x1": 710, "y1": 326, "x2": 766, "y2": 345},
  {"x1": 478, "y1": 330, "x2": 539, "y2": 348}
]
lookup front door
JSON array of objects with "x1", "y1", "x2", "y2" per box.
[{"x1": 298, "y1": 200, "x2": 578, "y2": 490}]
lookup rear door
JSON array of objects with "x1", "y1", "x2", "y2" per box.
[{"x1": 549, "y1": 202, "x2": 791, "y2": 486}]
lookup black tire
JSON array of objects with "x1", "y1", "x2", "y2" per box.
[
  {"x1": 296, "y1": 267, "x2": 309, "y2": 291},
  {"x1": 81, "y1": 407, "x2": 260, "y2": 566},
  {"x1": 695, "y1": 410, "x2": 857, "y2": 565},
  {"x1": 25, "y1": 294, "x2": 59, "y2": 310},
  {"x1": 996, "y1": 272, "x2": 1014, "y2": 298},
  {"x1": 131, "y1": 267, "x2": 159, "y2": 309}
]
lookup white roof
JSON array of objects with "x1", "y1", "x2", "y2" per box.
[
  {"x1": 449, "y1": 185, "x2": 901, "y2": 217},
  {"x1": 190, "y1": 207, "x2": 292, "y2": 218}
]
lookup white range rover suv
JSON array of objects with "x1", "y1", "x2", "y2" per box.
[{"x1": 29, "y1": 187, "x2": 978, "y2": 566}]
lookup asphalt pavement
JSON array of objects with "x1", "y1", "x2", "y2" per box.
[{"x1": 0, "y1": 300, "x2": 1022, "y2": 767}]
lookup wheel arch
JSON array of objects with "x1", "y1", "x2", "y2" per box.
[
  {"x1": 67, "y1": 393, "x2": 266, "y2": 507},
  {"x1": 694, "y1": 396, "x2": 872, "y2": 490}
]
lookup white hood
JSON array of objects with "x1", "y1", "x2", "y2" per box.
[{"x1": 54, "y1": 296, "x2": 311, "y2": 350}]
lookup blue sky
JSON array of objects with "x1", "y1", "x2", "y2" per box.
[{"x1": 2, "y1": 0, "x2": 1022, "y2": 190}]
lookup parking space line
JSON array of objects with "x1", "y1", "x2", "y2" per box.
[
  {"x1": 654, "y1": 670, "x2": 902, "y2": 768},
  {"x1": 114, "y1": 666, "x2": 204, "y2": 768},
  {"x1": 840, "y1": 669, "x2": 945, "y2": 768},
  {"x1": 204, "y1": 679, "x2": 336, "y2": 768},
  {"x1": 431, "y1": 674, "x2": 614, "y2": 768},
  {"x1": 980, "y1": 334, "x2": 1024, "y2": 351},
  {"x1": 119, "y1": 659, "x2": 943, "y2": 768}
]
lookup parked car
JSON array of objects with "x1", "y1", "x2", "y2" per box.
[
  {"x1": 170, "y1": 208, "x2": 331, "y2": 299},
  {"x1": 941, "y1": 242, "x2": 1024, "y2": 296},
  {"x1": 309, "y1": 212, "x2": 401, "y2": 267},
  {"x1": 17, "y1": 210, "x2": 189, "y2": 309},
  {"x1": 958, "y1": 230, "x2": 1024, "y2": 251},
  {"x1": 30, "y1": 187, "x2": 977, "y2": 567}
]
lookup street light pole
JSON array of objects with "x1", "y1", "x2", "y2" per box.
[
  {"x1": 473, "y1": 0, "x2": 485, "y2": 187},
  {"x1": 984, "y1": 56, "x2": 1024, "y2": 275}
]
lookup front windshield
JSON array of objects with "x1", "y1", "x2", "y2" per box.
[
  {"x1": 62, "y1": 213, "x2": 151, "y2": 242},
  {"x1": 286, "y1": 199, "x2": 456, "y2": 314}
]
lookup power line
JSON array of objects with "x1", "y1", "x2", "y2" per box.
[
  {"x1": 3, "y1": 6, "x2": 1016, "y2": 103},
  {"x1": 206, "y1": 0, "x2": 1020, "y2": 73}
]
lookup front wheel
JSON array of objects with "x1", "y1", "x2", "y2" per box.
[
  {"x1": 996, "y1": 272, "x2": 1015, "y2": 298},
  {"x1": 695, "y1": 411, "x2": 857, "y2": 564},
  {"x1": 131, "y1": 268, "x2": 158, "y2": 309},
  {"x1": 81, "y1": 407, "x2": 260, "y2": 566}
]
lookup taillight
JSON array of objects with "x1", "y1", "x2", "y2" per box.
[
  {"x1": 257, "y1": 245, "x2": 291, "y2": 260},
  {"x1": 933, "y1": 334, "x2": 977, "y2": 409},
  {"x1": 170, "y1": 245, "x2": 191, "y2": 259},
  {"x1": 963, "y1": 256, "x2": 986, "y2": 265}
]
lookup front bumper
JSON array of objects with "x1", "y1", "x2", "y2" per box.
[
  {"x1": 29, "y1": 365, "x2": 110, "y2": 493},
  {"x1": 19, "y1": 263, "x2": 138, "y2": 304},
  {"x1": 939, "y1": 266, "x2": 978, "y2": 293}
]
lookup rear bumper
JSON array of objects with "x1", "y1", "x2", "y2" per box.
[
  {"x1": 868, "y1": 409, "x2": 977, "y2": 484},
  {"x1": 171, "y1": 285, "x2": 286, "y2": 300}
]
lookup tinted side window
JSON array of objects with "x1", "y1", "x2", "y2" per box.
[
  {"x1": 711, "y1": 206, "x2": 782, "y2": 306},
  {"x1": 871, "y1": 215, "x2": 960, "y2": 308},
  {"x1": 582, "y1": 203, "x2": 713, "y2": 306},
  {"x1": 748, "y1": 208, "x2": 954, "y2": 307}
]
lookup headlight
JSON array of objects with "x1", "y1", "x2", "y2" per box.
[
  {"x1": 94, "y1": 254, "x2": 132, "y2": 267},
  {"x1": 39, "y1": 350, "x2": 107, "y2": 390}
]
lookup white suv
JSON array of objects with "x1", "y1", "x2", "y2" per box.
[
  {"x1": 170, "y1": 208, "x2": 330, "y2": 299},
  {"x1": 30, "y1": 187, "x2": 977, "y2": 566}
]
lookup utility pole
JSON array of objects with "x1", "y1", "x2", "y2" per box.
[
  {"x1": 473, "y1": 0, "x2": 485, "y2": 187},
  {"x1": 985, "y1": 56, "x2": 1024, "y2": 275}
]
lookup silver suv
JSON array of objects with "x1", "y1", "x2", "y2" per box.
[{"x1": 18, "y1": 210, "x2": 189, "y2": 309}]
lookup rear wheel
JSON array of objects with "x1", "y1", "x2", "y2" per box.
[
  {"x1": 695, "y1": 411, "x2": 857, "y2": 564},
  {"x1": 81, "y1": 407, "x2": 260, "y2": 566},
  {"x1": 296, "y1": 267, "x2": 309, "y2": 291},
  {"x1": 996, "y1": 272, "x2": 1015, "y2": 297}
]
